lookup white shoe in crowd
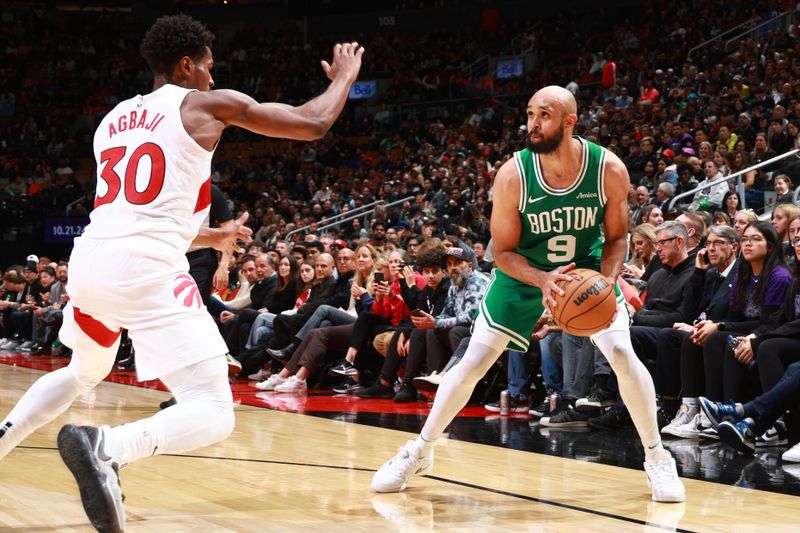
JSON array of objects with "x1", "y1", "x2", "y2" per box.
[
  {"x1": 644, "y1": 450, "x2": 686, "y2": 503},
  {"x1": 274, "y1": 375, "x2": 307, "y2": 393},
  {"x1": 783, "y1": 442, "x2": 800, "y2": 463},
  {"x1": 661, "y1": 404, "x2": 699, "y2": 437},
  {"x1": 255, "y1": 374, "x2": 285, "y2": 391},
  {"x1": 372, "y1": 440, "x2": 434, "y2": 493}
]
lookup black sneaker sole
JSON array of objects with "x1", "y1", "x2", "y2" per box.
[
  {"x1": 57, "y1": 425, "x2": 125, "y2": 533},
  {"x1": 718, "y1": 422, "x2": 755, "y2": 455}
]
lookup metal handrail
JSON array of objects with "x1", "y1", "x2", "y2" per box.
[
  {"x1": 687, "y1": 16, "x2": 758, "y2": 59},
  {"x1": 314, "y1": 196, "x2": 414, "y2": 235},
  {"x1": 65, "y1": 192, "x2": 91, "y2": 215},
  {"x1": 724, "y1": 11, "x2": 789, "y2": 54},
  {"x1": 666, "y1": 149, "x2": 799, "y2": 212},
  {"x1": 285, "y1": 198, "x2": 386, "y2": 240}
]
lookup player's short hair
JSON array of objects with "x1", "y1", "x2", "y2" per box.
[{"x1": 140, "y1": 14, "x2": 214, "y2": 76}]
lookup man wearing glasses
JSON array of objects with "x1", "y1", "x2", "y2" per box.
[
  {"x1": 656, "y1": 225, "x2": 740, "y2": 436},
  {"x1": 586, "y1": 222, "x2": 696, "y2": 427}
]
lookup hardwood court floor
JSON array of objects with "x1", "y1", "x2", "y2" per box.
[{"x1": 0, "y1": 363, "x2": 798, "y2": 532}]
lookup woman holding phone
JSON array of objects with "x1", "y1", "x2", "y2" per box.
[{"x1": 327, "y1": 249, "x2": 426, "y2": 392}]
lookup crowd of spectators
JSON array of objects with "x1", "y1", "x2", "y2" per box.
[{"x1": 3, "y1": 0, "x2": 800, "y2": 467}]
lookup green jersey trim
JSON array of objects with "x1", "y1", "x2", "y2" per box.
[{"x1": 532, "y1": 138, "x2": 589, "y2": 196}]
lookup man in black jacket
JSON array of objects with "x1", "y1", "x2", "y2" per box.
[
  {"x1": 272, "y1": 251, "x2": 354, "y2": 349},
  {"x1": 657, "y1": 225, "x2": 739, "y2": 435},
  {"x1": 577, "y1": 222, "x2": 696, "y2": 426},
  {"x1": 220, "y1": 253, "x2": 278, "y2": 357}
]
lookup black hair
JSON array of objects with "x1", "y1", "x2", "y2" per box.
[
  {"x1": 306, "y1": 241, "x2": 325, "y2": 253},
  {"x1": 140, "y1": 14, "x2": 214, "y2": 76},
  {"x1": 40, "y1": 266, "x2": 56, "y2": 277},
  {"x1": 732, "y1": 221, "x2": 785, "y2": 313},
  {"x1": 291, "y1": 245, "x2": 308, "y2": 260},
  {"x1": 416, "y1": 247, "x2": 447, "y2": 270}
]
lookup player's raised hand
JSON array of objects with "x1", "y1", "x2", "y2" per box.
[
  {"x1": 321, "y1": 42, "x2": 365, "y2": 83},
  {"x1": 213, "y1": 212, "x2": 253, "y2": 256}
]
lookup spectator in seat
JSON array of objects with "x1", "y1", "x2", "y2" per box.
[
  {"x1": 401, "y1": 247, "x2": 489, "y2": 396},
  {"x1": 658, "y1": 225, "x2": 739, "y2": 437},
  {"x1": 30, "y1": 265, "x2": 66, "y2": 355},
  {"x1": 356, "y1": 247, "x2": 451, "y2": 401},
  {"x1": 327, "y1": 249, "x2": 426, "y2": 392},
  {"x1": 257, "y1": 252, "x2": 394, "y2": 394},
  {"x1": 271, "y1": 250, "x2": 354, "y2": 352},
  {"x1": 267, "y1": 244, "x2": 377, "y2": 361}
]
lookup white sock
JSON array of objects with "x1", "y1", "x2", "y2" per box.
[
  {"x1": 413, "y1": 435, "x2": 437, "y2": 457},
  {"x1": 683, "y1": 397, "x2": 698, "y2": 407}
]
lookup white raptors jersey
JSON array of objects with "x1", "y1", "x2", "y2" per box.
[{"x1": 81, "y1": 84, "x2": 214, "y2": 254}]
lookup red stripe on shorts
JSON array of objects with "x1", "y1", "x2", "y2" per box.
[{"x1": 73, "y1": 306, "x2": 122, "y2": 347}]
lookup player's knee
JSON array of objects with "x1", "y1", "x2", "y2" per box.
[
  {"x1": 601, "y1": 343, "x2": 635, "y2": 376},
  {"x1": 207, "y1": 400, "x2": 235, "y2": 443}
]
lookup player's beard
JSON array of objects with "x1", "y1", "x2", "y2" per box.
[{"x1": 527, "y1": 122, "x2": 566, "y2": 154}]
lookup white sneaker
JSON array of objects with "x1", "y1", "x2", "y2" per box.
[
  {"x1": 783, "y1": 442, "x2": 800, "y2": 463},
  {"x1": 644, "y1": 451, "x2": 686, "y2": 503},
  {"x1": 274, "y1": 375, "x2": 307, "y2": 393},
  {"x1": 255, "y1": 374, "x2": 286, "y2": 391},
  {"x1": 372, "y1": 440, "x2": 434, "y2": 493},
  {"x1": 248, "y1": 368, "x2": 271, "y2": 381},
  {"x1": 661, "y1": 404, "x2": 699, "y2": 437}
]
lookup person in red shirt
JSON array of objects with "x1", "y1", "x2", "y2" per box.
[{"x1": 640, "y1": 79, "x2": 660, "y2": 104}]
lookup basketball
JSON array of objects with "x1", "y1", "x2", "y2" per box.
[{"x1": 551, "y1": 268, "x2": 616, "y2": 335}]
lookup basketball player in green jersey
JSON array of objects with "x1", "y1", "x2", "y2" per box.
[{"x1": 372, "y1": 86, "x2": 685, "y2": 503}]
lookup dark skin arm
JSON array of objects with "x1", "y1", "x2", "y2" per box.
[
  {"x1": 183, "y1": 43, "x2": 364, "y2": 150},
  {"x1": 599, "y1": 152, "x2": 631, "y2": 283}
]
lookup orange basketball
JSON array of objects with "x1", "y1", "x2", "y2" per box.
[{"x1": 551, "y1": 268, "x2": 616, "y2": 336}]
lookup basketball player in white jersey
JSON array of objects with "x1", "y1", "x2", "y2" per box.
[
  {"x1": 0, "y1": 14, "x2": 363, "y2": 532},
  {"x1": 371, "y1": 86, "x2": 685, "y2": 503}
]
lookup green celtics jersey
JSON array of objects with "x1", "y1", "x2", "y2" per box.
[{"x1": 512, "y1": 137, "x2": 607, "y2": 271}]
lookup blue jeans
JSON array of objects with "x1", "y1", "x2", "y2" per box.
[
  {"x1": 294, "y1": 304, "x2": 356, "y2": 342},
  {"x1": 561, "y1": 333, "x2": 594, "y2": 401},
  {"x1": 538, "y1": 331, "x2": 563, "y2": 392},
  {"x1": 246, "y1": 312, "x2": 276, "y2": 349},
  {"x1": 507, "y1": 349, "x2": 531, "y2": 399},
  {"x1": 747, "y1": 361, "x2": 800, "y2": 435}
]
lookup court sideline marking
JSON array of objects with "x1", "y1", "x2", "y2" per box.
[{"x1": 17, "y1": 445, "x2": 695, "y2": 532}]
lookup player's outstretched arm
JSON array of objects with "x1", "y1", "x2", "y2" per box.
[
  {"x1": 200, "y1": 42, "x2": 364, "y2": 141},
  {"x1": 600, "y1": 153, "x2": 631, "y2": 282},
  {"x1": 491, "y1": 159, "x2": 572, "y2": 310}
]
